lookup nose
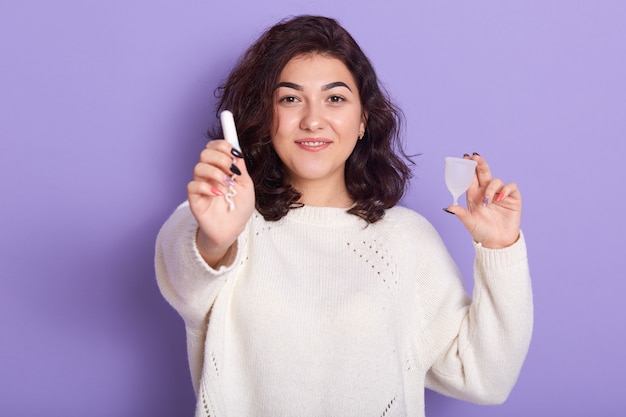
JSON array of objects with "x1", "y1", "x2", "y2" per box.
[{"x1": 299, "y1": 102, "x2": 326, "y2": 131}]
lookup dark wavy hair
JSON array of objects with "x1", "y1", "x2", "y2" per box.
[{"x1": 212, "y1": 15, "x2": 413, "y2": 223}]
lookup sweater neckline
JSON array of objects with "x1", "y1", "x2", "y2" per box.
[{"x1": 283, "y1": 205, "x2": 366, "y2": 227}]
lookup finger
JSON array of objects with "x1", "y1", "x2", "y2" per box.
[
  {"x1": 196, "y1": 156, "x2": 244, "y2": 192},
  {"x1": 205, "y1": 139, "x2": 252, "y2": 180},
  {"x1": 204, "y1": 138, "x2": 245, "y2": 160},
  {"x1": 227, "y1": 144, "x2": 251, "y2": 180},
  {"x1": 469, "y1": 153, "x2": 493, "y2": 188},
  {"x1": 200, "y1": 143, "x2": 236, "y2": 168},
  {"x1": 442, "y1": 204, "x2": 476, "y2": 232},
  {"x1": 204, "y1": 138, "x2": 234, "y2": 152},
  {"x1": 187, "y1": 179, "x2": 224, "y2": 198},
  {"x1": 494, "y1": 182, "x2": 521, "y2": 204},
  {"x1": 193, "y1": 160, "x2": 231, "y2": 184},
  {"x1": 482, "y1": 178, "x2": 504, "y2": 205}
]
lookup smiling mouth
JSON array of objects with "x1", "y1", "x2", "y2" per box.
[
  {"x1": 294, "y1": 138, "x2": 332, "y2": 151},
  {"x1": 298, "y1": 141, "x2": 328, "y2": 147}
]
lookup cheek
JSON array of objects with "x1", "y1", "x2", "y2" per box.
[
  {"x1": 271, "y1": 109, "x2": 293, "y2": 137},
  {"x1": 334, "y1": 114, "x2": 361, "y2": 136},
  {"x1": 273, "y1": 111, "x2": 303, "y2": 139}
]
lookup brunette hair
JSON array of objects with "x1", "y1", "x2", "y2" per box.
[{"x1": 212, "y1": 15, "x2": 413, "y2": 223}]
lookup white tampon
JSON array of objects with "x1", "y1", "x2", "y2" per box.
[
  {"x1": 220, "y1": 110, "x2": 241, "y2": 151},
  {"x1": 219, "y1": 110, "x2": 240, "y2": 211}
]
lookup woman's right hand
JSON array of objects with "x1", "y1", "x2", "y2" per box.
[{"x1": 187, "y1": 139, "x2": 255, "y2": 267}]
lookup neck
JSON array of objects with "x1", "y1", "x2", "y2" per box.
[{"x1": 292, "y1": 179, "x2": 353, "y2": 208}]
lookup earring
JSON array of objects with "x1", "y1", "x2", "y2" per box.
[{"x1": 358, "y1": 131, "x2": 364, "y2": 140}]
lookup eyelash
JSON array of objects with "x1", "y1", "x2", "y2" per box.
[
  {"x1": 279, "y1": 96, "x2": 299, "y2": 103},
  {"x1": 278, "y1": 95, "x2": 346, "y2": 104}
]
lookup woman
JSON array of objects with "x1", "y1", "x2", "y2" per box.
[{"x1": 155, "y1": 15, "x2": 532, "y2": 417}]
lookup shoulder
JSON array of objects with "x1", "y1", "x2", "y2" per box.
[
  {"x1": 382, "y1": 205, "x2": 437, "y2": 233},
  {"x1": 371, "y1": 205, "x2": 444, "y2": 250}
]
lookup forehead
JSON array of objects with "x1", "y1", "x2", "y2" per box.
[{"x1": 278, "y1": 53, "x2": 356, "y2": 85}]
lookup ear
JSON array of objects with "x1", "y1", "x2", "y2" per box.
[{"x1": 360, "y1": 111, "x2": 368, "y2": 133}]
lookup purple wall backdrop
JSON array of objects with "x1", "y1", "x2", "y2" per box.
[{"x1": 2, "y1": 0, "x2": 625, "y2": 415}]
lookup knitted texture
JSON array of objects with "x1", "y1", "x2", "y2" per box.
[{"x1": 155, "y1": 202, "x2": 533, "y2": 417}]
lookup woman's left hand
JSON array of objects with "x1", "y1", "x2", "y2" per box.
[{"x1": 445, "y1": 153, "x2": 521, "y2": 249}]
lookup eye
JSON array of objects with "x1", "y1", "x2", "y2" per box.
[
  {"x1": 328, "y1": 95, "x2": 345, "y2": 103},
  {"x1": 278, "y1": 95, "x2": 299, "y2": 104}
]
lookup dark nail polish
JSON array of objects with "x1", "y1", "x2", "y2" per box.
[
  {"x1": 230, "y1": 164, "x2": 241, "y2": 176},
  {"x1": 472, "y1": 152, "x2": 480, "y2": 156},
  {"x1": 231, "y1": 148, "x2": 243, "y2": 158},
  {"x1": 463, "y1": 153, "x2": 470, "y2": 158},
  {"x1": 443, "y1": 208, "x2": 455, "y2": 215}
]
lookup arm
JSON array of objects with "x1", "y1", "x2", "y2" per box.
[
  {"x1": 158, "y1": 136, "x2": 253, "y2": 317},
  {"x1": 155, "y1": 201, "x2": 238, "y2": 328},
  {"x1": 424, "y1": 233, "x2": 533, "y2": 404},
  {"x1": 156, "y1": 128, "x2": 254, "y2": 393},
  {"x1": 427, "y1": 153, "x2": 532, "y2": 403},
  {"x1": 155, "y1": 201, "x2": 245, "y2": 393}
]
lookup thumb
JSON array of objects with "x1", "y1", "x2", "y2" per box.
[{"x1": 443, "y1": 205, "x2": 473, "y2": 230}]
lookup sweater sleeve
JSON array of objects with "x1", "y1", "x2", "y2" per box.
[
  {"x1": 423, "y1": 231, "x2": 533, "y2": 404},
  {"x1": 154, "y1": 201, "x2": 242, "y2": 393}
]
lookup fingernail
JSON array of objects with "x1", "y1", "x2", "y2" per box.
[
  {"x1": 482, "y1": 196, "x2": 489, "y2": 207},
  {"x1": 210, "y1": 187, "x2": 224, "y2": 197},
  {"x1": 443, "y1": 208, "x2": 455, "y2": 215},
  {"x1": 223, "y1": 176, "x2": 235, "y2": 186},
  {"x1": 231, "y1": 148, "x2": 243, "y2": 158},
  {"x1": 472, "y1": 152, "x2": 480, "y2": 156},
  {"x1": 463, "y1": 153, "x2": 470, "y2": 158},
  {"x1": 230, "y1": 164, "x2": 241, "y2": 176},
  {"x1": 496, "y1": 192, "x2": 504, "y2": 202}
]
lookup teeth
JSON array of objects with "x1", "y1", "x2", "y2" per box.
[{"x1": 300, "y1": 141, "x2": 326, "y2": 146}]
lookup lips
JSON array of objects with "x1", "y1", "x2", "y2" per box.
[
  {"x1": 295, "y1": 139, "x2": 332, "y2": 151},
  {"x1": 298, "y1": 141, "x2": 327, "y2": 147}
]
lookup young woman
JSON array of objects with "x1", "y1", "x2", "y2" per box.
[{"x1": 155, "y1": 15, "x2": 532, "y2": 417}]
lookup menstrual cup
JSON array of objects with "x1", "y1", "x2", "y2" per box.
[{"x1": 445, "y1": 157, "x2": 477, "y2": 205}]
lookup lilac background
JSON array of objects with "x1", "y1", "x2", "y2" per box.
[{"x1": 1, "y1": 0, "x2": 625, "y2": 415}]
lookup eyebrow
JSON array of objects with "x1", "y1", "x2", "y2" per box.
[{"x1": 275, "y1": 81, "x2": 352, "y2": 92}]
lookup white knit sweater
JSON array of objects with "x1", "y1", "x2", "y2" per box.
[{"x1": 155, "y1": 202, "x2": 533, "y2": 417}]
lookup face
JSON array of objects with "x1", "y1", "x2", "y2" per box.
[{"x1": 271, "y1": 54, "x2": 366, "y2": 196}]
